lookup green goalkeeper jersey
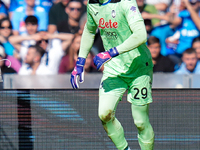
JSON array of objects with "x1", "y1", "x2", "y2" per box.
[{"x1": 79, "y1": 0, "x2": 153, "y2": 76}]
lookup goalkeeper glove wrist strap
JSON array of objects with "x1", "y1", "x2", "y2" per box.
[
  {"x1": 76, "y1": 57, "x2": 86, "y2": 66},
  {"x1": 108, "y1": 47, "x2": 119, "y2": 58}
]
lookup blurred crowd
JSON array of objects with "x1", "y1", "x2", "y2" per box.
[{"x1": 0, "y1": 0, "x2": 199, "y2": 77}]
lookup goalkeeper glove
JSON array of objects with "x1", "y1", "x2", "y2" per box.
[
  {"x1": 93, "y1": 47, "x2": 119, "y2": 70},
  {"x1": 70, "y1": 57, "x2": 86, "y2": 89}
]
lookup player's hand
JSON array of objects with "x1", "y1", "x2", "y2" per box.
[
  {"x1": 70, "y1": 57, "x2": 86, "y2": 89},
  {"x1": 93, "y1": 47, "x2": 119, "y2": 70}
]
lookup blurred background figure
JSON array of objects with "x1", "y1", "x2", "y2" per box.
[
  {"x1": 147, "y1": 36, "x2": 175, "y2": 72},
  {"x1": 57, "y1": 0, "x2": 83, "y2": 34},
  {"x1": 48, "y1": 0, "x2": 70, "y2": 33},
  {"x1": 18, "y1": 45, "x2": 53, "y2": 75},
  {"x1": 0, "y1": 0, "x2": 8, "y2": 19},
  {"x1": 9, "y1": 15, "x2": 41, "y2": 63},
  {"x1": 9, "y1": 0, "x2": 52, "y2": 17},
  {"x1": 59, "y1": 33, "x2": 81, "y2": 73},
  {"x1": 0, "y1": 43, "x2": 21, "y2": 78},
  {"x1": 36, "y1": 31, "x2": 74, "y2": 74},
  {"x1": 145, "y1": 0, "x2": 172, "y2": 15},
  {"x1": 0, "y1": 17, "x2": 16, "y2": 57},
  {"x1": 11, "y1": 0, "x2": 48, "y2": 35},
  {"x1": 192, "y1": 36, "x2": 200, "y2": 60},
  {"x1": 136, "y1": 0, "x2": 161, "y2": 27},
  {"x1": 174, "y1": 48, "x2": 200, "y2": 74},
  {"x1": 165, "y1": 0, "x2": 200, "y2": 61}
]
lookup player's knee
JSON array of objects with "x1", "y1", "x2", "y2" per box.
[
  {"x1": 134, "y1": 120, "x2": 146, "y2": 131},
  {"x1": 98, "y1": 109, "x2": 114, "y2": 123}
]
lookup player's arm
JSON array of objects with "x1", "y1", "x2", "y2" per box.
[
  {"x1": 93, "y1": 0, "x2": 147, "y2": 70},
  {"x1": 78, "y1": 22, "x2": 97, "y2": 58},
  {"x1": 116, "y1": 20, "x2": 146, "y2": 54},
  {"x1": 70, "y1": 9, "x2": 97, "y2": 89}
]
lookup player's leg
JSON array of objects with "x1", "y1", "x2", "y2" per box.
[
  {"x1": 127, "y1": 73, "x2": 154, "y2": 150},
  {"x1": 98, "y1": 75, "x2": 128, "y2": 150},
  {"x1": 131, "y1": 104, "x2": 154, "y2": 150}
]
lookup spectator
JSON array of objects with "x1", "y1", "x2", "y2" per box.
[
  {"x1": 174, "y1": 48, "x2": 200, "y2": 74},
  {"x1": 144, "y1": 18, "x2": 175, "y2": 56},
  {"x1": 0, "y1": 44, "x2": 21, "y2": 78},
  {"x1": 18, "y1": 45, "x2": 53, "y2": 75},
  {"x1": 145, "y1": 0, "x2": 172, "y2": 14},
  {"x1": 9, "y1": 15, "x2": 41, "y2": 63},
  {"x1": 48, "y1": 0, "x2": 70, "y2": 33},
  {"x1": 59, "y1": 33, "x2": 81, "y2": 73},
  {"x1": 0, "y1": 1, "x2": 8, "y2": 19},
  {"x1": 78, "y1": 12, "x2": 87, "y2": 35},
  {"x1": 165, "y1": 0, "x2": 200, "y2": 56},
  {"x1": 9, "y1": 0, "x2": 52, "y2": 18},
  {"x1": 57, "y1": 0, "x2": 83, "y2": 34},
  {"x1": 182, "y1": 0, "x2": 200, "y2": 30},
  {"x1": 0, "y1": 17, "x2": 16, "y2": 57},
  {"x1": 35, "y1": 0, "x2": 53, "y2": 12},
  {"x1": 11, "y1": 0, "x2": 48, "y2": 35},
  {"x1": 192, "y1": 36, "x2": 200, "y2": 60},
  {"x1": 52, "y1": 0, "x2": 62, "y2": 4},
  {"x1": 147, "y1": 36, "x2": 175, "y2": 72},
  {"x1": 136, "y1": 0, "x2": 160, "y2": 27},
  {"x1": 36, "y1": 31, "x2": 73, "y2": 74}
]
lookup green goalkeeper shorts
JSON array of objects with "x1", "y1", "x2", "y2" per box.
[{"x1": 99, "y1": 70, "x2": 153, "y2": 106}]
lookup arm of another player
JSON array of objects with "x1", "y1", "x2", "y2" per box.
[{"x1": 70, "y1": 11, "x2": 97, "y2": 89}]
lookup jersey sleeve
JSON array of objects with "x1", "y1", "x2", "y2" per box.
[
  {"x1": 78, "y1": 6, "x2": 97, "y2": 58},
  {"x1": 116, "y1": 0, "x2": 147, "y2": 54},
  {"x1": 122, "y1": 0, "x2": 143, "y2": 26}
]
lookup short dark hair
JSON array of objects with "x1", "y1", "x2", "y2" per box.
[
  {"x1": 29, "y1": 45, "x2": 45, "y2": 57},
  {"x1": 147, "y1": 36, "x2": 160, "y2": 46},
  {"x1": 183, "y1": 48, "x2": 196, "y2": 55},
  {"x1": 25, "y1": 15, "x2": 38, "y2": 25},
  {"x1": 192, "y1": 36, "x2": 200, "y2": 46}
]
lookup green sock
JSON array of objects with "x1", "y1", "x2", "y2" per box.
[{"x1": 103, "y1": 118, "x2": 128, "y2": 150}]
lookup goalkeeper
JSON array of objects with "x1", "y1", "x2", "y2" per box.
[{"x1": 70, "y1": 0, "x2": 154, "y2": 149}]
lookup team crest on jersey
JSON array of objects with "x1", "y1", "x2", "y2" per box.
[{"x1": 112, "y1": 10, "x2": 116, "y2": 18}]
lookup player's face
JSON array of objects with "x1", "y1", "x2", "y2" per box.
[
  {"x1": 148, "y1": 43, "x2": 161, "y2": 59},
  {"x1": 193, "y1": 41, "x2": 200, "y2": 60},
  {"x1": 25, "y1": 47, "x2": 36, "y2": 65},
  {"x1": 0, "y1": 20, "x2": 12, "y2": 38},
  {"x1": 66, "y1": 2, "x2": 82, "y2": 21},
  {"x1": 26, "y1": 23, "x2": 38, "y2": 35},
  {"x1": 182, "y1": 53, "x2": 198, "y2": 72}
]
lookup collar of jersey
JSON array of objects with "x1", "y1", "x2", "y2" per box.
[{"x1": 99, "y1": 0, "x2": 111, "y2": 5}]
